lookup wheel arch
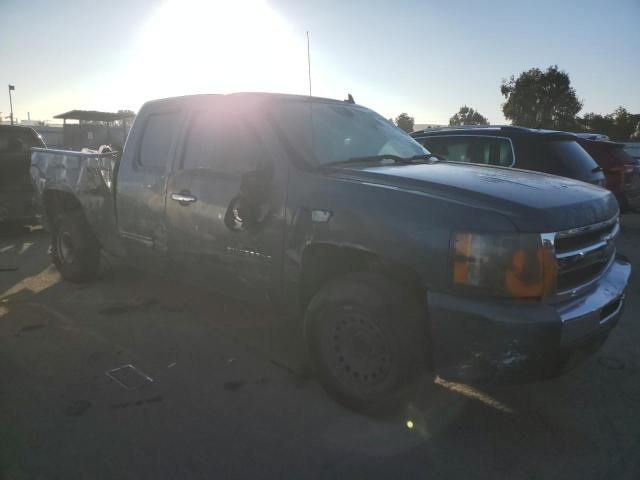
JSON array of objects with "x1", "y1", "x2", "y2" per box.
[
  {"x1": 42, "y1": 188, "x2": 86, "y2": 227},
  {"x1": 299, "y1": 242, "x2": 427, "y2": 313}
]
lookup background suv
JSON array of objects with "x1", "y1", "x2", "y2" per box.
[
  {"x1": 411, "y1": 126, "x2": 605, "y2": 186},
  {"x1": 0, "y1": 125, "x2": 45, "y2": 223},
  {"x1": 577, "y1": 137, "x2": 640, "y2": 212}
]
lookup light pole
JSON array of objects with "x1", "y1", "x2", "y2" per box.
[{"x1": 8, "y1": 84, "x2": 15, "y2": 125}]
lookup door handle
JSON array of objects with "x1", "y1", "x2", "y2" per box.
[{"x1": 171, "y1": 191, "x2": 197, "y2": 206}]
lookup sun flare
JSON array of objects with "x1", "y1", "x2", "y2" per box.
[{"x1": 120, "y1": 0, "x2": 308, "y2": 107}]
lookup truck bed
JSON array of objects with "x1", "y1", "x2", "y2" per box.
[{"x1": 30, "y1": 147, "x2": 123, "y2": 255}]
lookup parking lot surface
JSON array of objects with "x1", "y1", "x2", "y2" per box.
[{"x1": 1, "y1": 217, "x2": 639, "y2": 480}]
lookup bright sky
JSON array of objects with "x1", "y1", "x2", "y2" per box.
[{"x1": 1, "y1": 0, "x2": 638, "y2": 125}]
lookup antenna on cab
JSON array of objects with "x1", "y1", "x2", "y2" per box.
[{"x1": 306, "y1": 31, "x2": 312, "y2": 97}]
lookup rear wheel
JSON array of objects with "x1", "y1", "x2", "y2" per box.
[
  {"x1": 51, "y1": 212, "x2": 100, "y2": 283},
  {"x1": 305, "y1": 272, "x2": 427, "y2": 410}
]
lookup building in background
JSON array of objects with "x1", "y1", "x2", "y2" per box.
[{"x1": 53, "y1": 110, "x2": 136, "y2": 150}]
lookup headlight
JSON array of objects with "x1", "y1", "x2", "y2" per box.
[{"x1": 451, "y1": 232, "x2": 556, "y2": 298}]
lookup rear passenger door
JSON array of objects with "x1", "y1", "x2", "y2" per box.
[
  {"x1": 165, "y1": 102, "x2": 287, "y2": 304},
  {"x1": 420, "y1": 135, "x2": 514, "y2": 167},
  {"x1": 116, "y1": 108, "x2": 183, "y2": 269}
]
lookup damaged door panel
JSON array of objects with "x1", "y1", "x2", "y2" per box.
[{"x1": 166, "y1": 99, "x2": 286, "y2": 303}]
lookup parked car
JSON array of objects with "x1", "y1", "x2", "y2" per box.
[
  {"x1": 575, "y1": 132, "x2": 609, "y2": 141},
  {"x1": 577, "y1": 138, "x2": 640, "y2": 212},
  {"x1": 624, "y1": 143, "x2": 640, "y2": 162},
  {"x1": 0, "y1": 125, "x2": 45, "y2": 224},
  {"x1": 411, "y1": 125, "x2": 605, "y2": 186},
  {"x1": 31, "y1": 93, "x2": 630, "y2": 409}
]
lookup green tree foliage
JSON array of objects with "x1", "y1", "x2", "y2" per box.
[
  {"x1": 501, "y1": 65, "x2": 582, "y2": 129},
  {"x1": 449, "y1": 105, "x2": 489, "y2": 126},
  {"x1": 579, "y1": 107, "x2": 640, "y2": 141},
  {"x1": 394, "y1": 113, "x2": 415, "y2": 133}
]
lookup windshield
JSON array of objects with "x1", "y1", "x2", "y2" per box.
[
  {"x1": 0, "y1": 129, "x2": 42, "y2": 154},
  {"x1": 270, "y1": 100, "x2": 428, "y2": 167}
]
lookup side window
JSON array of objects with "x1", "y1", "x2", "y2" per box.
[
  {"x1": 421, "y1": 136, "x2": 478, "y2": 163},
  {"x1": 420, "y1": 137, "x2": 451, "y2": 157},
  {"x1": 182, "y1": 110, "x2": 266, "y2": 175},
  {"x1": 422, "y1": 136, "x2": 513, "y2": 167},
  {"x1": 139, "y1": 112, "x2": 179, "y2": 169},
  {"x1": 182, "y1": 111, "x2": 220, "y2": 171},
  {"x1": 492, "y1": 138, "x2": 514, "y2": 167}
]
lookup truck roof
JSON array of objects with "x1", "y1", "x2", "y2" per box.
[
  {"x1": 411, "y1": 125, "x2": 578, "y2": 141},
  {"x1": 142, "y1": 92, "x2": 357, "y2": 110}
]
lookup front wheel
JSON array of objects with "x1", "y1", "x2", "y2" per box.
[
  {"x1": 51, "y1": 212, "x2": 100, "y2": 283},
  {"x1": 305, "y1": 272, "x2": 427, "y2": 410}
]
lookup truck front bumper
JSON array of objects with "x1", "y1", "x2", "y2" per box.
[{"x1": 428, "y1": 256, "x2": 631, "y2": 384}]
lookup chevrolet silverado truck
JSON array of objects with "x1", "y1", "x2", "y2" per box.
[{"x1": 31, "y1": 93, "x2": 631, "y2": 409}]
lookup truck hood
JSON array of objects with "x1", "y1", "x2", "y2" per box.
[{"x1": 332, "y1": 162, "x2": 618, "y2": 232}]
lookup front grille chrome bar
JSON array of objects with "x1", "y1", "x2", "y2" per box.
[{"x1": 541, "y1": 215, "x2": 619, "y2": 300}]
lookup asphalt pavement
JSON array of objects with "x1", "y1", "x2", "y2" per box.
[{"x1": 1, "y1": 217, "x2": 639, "y2": 480}]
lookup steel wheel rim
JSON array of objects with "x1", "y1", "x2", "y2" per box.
[{"x1": 322, "y1": 309, "x2": 393, "y2": 391}]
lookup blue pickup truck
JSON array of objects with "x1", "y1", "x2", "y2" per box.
[{"x1": 30, "y1": 93, "x2": 631, "y2": 409}]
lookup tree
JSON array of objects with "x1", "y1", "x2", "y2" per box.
[
  {"x1": 115, "y1": 109, "x2": 136, "y2": 128},
  {"x1": 579, "y1": 107, "x2": 640, "y2": 141},
  {"x1": 395, "y1": 113, "x2": 415, "y2": 133},
  {"x1": 449, "y1": 105, "x2": 489, "y2": 126},
  {"x1": 500, "y1": 65, "x2": 582, "y2": 129},
  {"x1": 608, "y1": 107, "x2": 639, "y2": 140},
  {"x1": 578, "y1": 112, "x2": 611, "y2": 134}
]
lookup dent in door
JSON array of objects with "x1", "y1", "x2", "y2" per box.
[
  {"x1": 223, "y1": 162, "x2": 277, "y2": 267},
  {"x1": 224, "y1": 162, "x2": 276, "y2": 233}
]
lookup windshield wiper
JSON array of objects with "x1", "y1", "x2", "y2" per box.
[{"x1": 322, "y1": 153, "x2": 443, "y2": 168}]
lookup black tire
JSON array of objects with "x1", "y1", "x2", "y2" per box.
[
  {"x1": 305, "y1": 272, "x2": 427, "y2": 410},
  {"x1": 51, "y1": 212, "x2": 100, "y2": 283}
]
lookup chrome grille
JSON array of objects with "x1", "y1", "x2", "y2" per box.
[{"x1": 550, "y1": 216, "x2": 619, "y2": 294}]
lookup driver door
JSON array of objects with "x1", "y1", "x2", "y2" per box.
[{"x1": 165, "y1": 102, "x2": 286, "y2": 303}]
